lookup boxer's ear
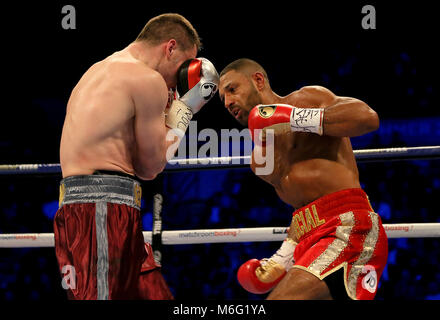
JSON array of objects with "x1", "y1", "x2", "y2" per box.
[
  {"x1": 251, "y1": 72, "x2": 266, "y2": 91},
  {"x1": 165, "y1": 39, "x2": 177, "y2": 58}
]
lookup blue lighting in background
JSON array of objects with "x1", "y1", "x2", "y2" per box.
[
  {"x1": 377, "y1": 201, "x2": 392, "y2": 220},
  {"x1": 426, "y1": 293, "x2": 440, "y2": 300},
  {"x1": 351, "y1": 117, "x2": 440, "y2": 148},
  {"x1": 42, "y1": 200, "x2": 58, "y2": 220},
  {"x1": 142, "y1": 211, "x2": 152, "y2": 230},
  {"x1": 209, "y1": 207, "x2": 220, "y2": 224}
]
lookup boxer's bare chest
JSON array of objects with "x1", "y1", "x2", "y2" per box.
[
  {"x1": 250, "y1": 131, "x2": 340, "y2": 183},
  {"x1": 249, "y1": 95, "x2": 359, "y2": 207}
]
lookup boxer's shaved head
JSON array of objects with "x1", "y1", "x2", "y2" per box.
[{"x1": 220, "y1": 58, "x2": 270, "y2": 85}]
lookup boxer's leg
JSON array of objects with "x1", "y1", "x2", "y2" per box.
[
  {"x1": 267, "y1": 267, "x2": 332, "y2": 300},
  {"x1": 54, "y1": 203, "x2": 99, "y2": 300},
  {"x1": 106, "y1": 203, "x2": 146, "y2": 299}
]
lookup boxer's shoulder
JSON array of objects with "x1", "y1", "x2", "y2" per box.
[
  {"x1": 101, "y1": 54, "x2": 160, "y2": 83},
  {"x1": 284, "y1": 85, "x2": 337, "y2": 108},
  {"x1": 102, "y1": 56, "x2": 168, "y2": 101}
]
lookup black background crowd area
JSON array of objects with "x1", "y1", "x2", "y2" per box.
[{"x1": 1, "y1": 1, "x2": 439, "y2": 300}]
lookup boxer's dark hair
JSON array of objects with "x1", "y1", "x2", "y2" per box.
[
  {"x1": 220, "y1": 58, "x2": 269, "y2": 83},
  {"x1": 136, "y1": 13, "x2": 202, "y2": 51}
]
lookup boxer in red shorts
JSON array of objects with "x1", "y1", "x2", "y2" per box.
[
  {"x1": 218, "y1": 58, "x2": 388, "y2": 300},
  {"x1": 55, "y1": 13, "x2": 219, "y2": 299}
]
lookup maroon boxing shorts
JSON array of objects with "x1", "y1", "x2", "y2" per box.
[
  {"x1": 291, "y1": 188, "x2": 388, "y2": 300},
  {"x1": 54, "y1": 173, "x2": 146, "y2": 300},
  {"x1": 138, "y1": 242, "x2": 174, "y2": 300}
]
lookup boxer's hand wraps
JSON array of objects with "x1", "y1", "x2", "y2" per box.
[
  {"x1": 237, "y1": 238, "x2": 297, "y2": 294},
  {"x1": 166, "y1": 58, "x2": 219, "y2": 136},
  {"x1": 248, "y1": 104, "x2": 325, "y2": 143}
]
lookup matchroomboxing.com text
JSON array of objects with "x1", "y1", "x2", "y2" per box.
[{"x1": 178, "y1": 230, "x2": 239, "y2": 238}]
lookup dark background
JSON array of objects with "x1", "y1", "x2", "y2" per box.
[{"x1": 0, "y1": 1, "x2": 439, "y2": 301}]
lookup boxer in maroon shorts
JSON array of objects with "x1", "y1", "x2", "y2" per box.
[
  {"x1": 218, "y1": 58, "x2": 388, "y2": 300},
  {"x1": 55, "y1": 173, "x2": 146, "y2": 299},
  {"x1": 138, "y1": 242, "x2": 174, "y2": 300},
  {"x1": 55, "y1": 173, "x2": 175, "y2": 299},
  {"x1": 56, "y1": 13, "x2": 219, "y2": 299}
]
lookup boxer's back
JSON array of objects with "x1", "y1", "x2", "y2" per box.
[{"x1": 60, "y1": 51, "x2": 145, "y2": 177}]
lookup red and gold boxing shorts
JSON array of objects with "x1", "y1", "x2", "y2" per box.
[{"x1": 291, "y1": 188, "x2": 388, "y2": 300}]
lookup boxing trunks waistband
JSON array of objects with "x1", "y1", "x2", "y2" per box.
[
  {"x1": 58, "y1": 171, "x2": 142, "y2": 210},
  {"x1": 291, "y1": 188, "x2": 373, "y2": 242}
]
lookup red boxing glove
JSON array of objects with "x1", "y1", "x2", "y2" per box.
[
  {"x1": 248, "y1": 104, "x2": 325, "y2": 143},
  {"x1": 237, "y1": 238, "x2": 297, "y2": 294},
  {"x1": 248, "y1": 104, "x2": 292, "y2": 144},
  {"x1": 237, "y1": 258, "x2": 287, "y2": 294}
]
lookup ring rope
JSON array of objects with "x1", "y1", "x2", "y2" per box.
[
  {"x1": 0, "y1": 146, "x2": 439, "y2": 174},
  {"x1": 1, "y1": 223, "x2": 439, "y2": 248}
]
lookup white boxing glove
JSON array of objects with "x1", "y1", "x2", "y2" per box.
[
  {"x1": 165, "y1": 58, "x2": 219, "y2": 134},
  {"x1": 177, "y1": 57, "x2": 219, "y2": 114}
]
